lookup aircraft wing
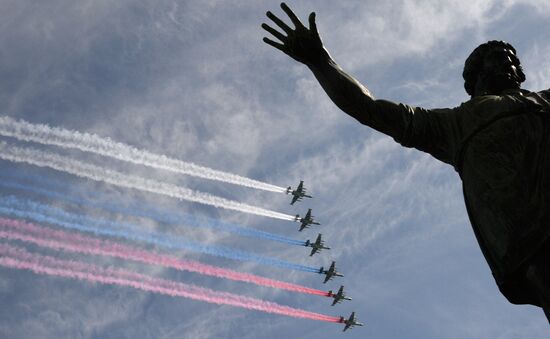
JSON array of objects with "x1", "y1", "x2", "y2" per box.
[
  {"x1": 290, "y1": 195, "x2": 300, "y2": 205},
  {"x1": 315, "y1": 234, "x2": 322, "y2": 245},
  {"x1": 309, "y1": 247, "x2": 317, "y2": 256}
]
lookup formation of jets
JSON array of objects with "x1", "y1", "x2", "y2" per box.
[
  {"x1": 339, "y1": 312, "x2": 364, "y2": 332},
  {"x1": 304, "y1": 233, "x2": 330, "y2": 256},
  {"x1": 285, "y1": 181, "x2": 363, "y2": 331},
  {"x1": 286, "y1": 180, "x2": 312, "y2": 205},
  {"x1": 328, "y1": 285, "x2": 352, "y2": 306}
]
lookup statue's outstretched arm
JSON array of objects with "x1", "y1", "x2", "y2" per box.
[{"x1": 266, "y1": 6, "x2": 423, "y2": 135}]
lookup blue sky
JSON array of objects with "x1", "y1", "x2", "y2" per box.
[{"x1": 0, "y1": 1, "x2": 549, "y2": 338}]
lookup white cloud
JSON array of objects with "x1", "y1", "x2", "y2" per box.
[{"x1": 523, "y1": 42, "x2": 550, "y2": 91}]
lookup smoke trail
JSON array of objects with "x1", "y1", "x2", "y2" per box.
[
  {"x1": 0, "y1": 243, "x2": 340, "y2": 322},
  {"x1": 0, "y1": 116, "x2": 287, "y2": 193},
  {"x1": 0, "y1": 141, "x2": 295, "y2": 221},
  {"x1": 0, "y1": 178, "x2": 306, "y2": 247},
  {"x1": 0, "y1": 217, "x2": 328, "y2": 296},
  {"x1": 0, "y1": 196, "x2": 321, "y2": 273}
]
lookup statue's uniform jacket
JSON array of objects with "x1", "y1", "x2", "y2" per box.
[{"x1": 358, "y1": 88, "x2": 550, "y2": 304}]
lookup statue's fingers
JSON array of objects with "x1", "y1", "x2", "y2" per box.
[
  {"x1": 263, "y1": 37, "x2": 288, "y2": 54},
  {"x1": 280, "y1": 2, "x2": 305, "y2": 29},
  {"x1": 261, "y1": 23, "x2": 287, "y2": 43},
  {"x1": 308, "y1": 12, "x2": 319, "y2": 35},
  {"x1": 266, "y1": 11, "x2": 292, "y2": 34}
]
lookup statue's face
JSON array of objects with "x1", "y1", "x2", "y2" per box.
[{"x1": 474, "y1": 47, "x2": 523, "y2": 96}]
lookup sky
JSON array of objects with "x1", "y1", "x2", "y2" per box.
[{"x1": 0, "y1": 1, "x2": 549, "y2": 338}]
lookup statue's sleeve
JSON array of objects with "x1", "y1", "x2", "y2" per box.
[{"x1": 355, "y1": 99, "x2": 460, "y2": 166}]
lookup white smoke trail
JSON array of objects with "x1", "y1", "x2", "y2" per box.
[
  {"x1": 0, "y1": 141, "x2": 295, "y2": 221},
  {"x1": 0, "y1": 116, "x2": 287, "y2": 193}
]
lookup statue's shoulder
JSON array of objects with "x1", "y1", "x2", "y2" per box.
[
  {"x1": 534, "y1": 88, "x2": 550, "y2": 105},
  {"x1": 459, "y1": 91, "x2": 542, "y2": 117},
  {"x1": 456, "y1": 95, "x2": 507, "y2": 118}
]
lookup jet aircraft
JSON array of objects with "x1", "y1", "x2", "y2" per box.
[
  {"x1": 305, "y1": 233, "x2": 330, "y2": 256},
  {"x1": 286, "y1": 180, "x2": 312, "y2": 205},
  {"x1": 294, "y1": 208, "x2": 320, "y2": 232},
  {"x1": 339, "y1": 312, "x2": 364, "y2": 332},
  {"x1": 327, "y1": 285, "x2": 352, "y2": 306},
  {"x1": 319, "y1": 261, "x2": 343, "y2": 283}
]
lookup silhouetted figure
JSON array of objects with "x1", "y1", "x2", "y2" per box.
[{"x1": 263, "y1": 3, "x2": 550, "y2": 323}]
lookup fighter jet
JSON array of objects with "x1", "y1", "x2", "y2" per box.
[
  {"x1": 294, "y1": 208, "x2": 320, "y2": 232},
  {"x1": 327, "y1": 285, "x2": 352, "y2": 306},
  {"x1": 339, "y1": 312, "x2": 364, "y2": 332},
  {"x1": 305, "y1": 233, "x2": 330, "y2": 256},
  {"x1": 319, "y1": 261, "x2": 343, "y2": 283},
  {"x1": 286, "y1": 180, "x2": 312, "y2": 205}
]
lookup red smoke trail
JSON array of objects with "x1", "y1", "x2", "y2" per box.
[
  {"x1": 0, "y1": 217, "x2": 329, "y2": 297},
  {"x1": 0, "y1": 243, "x2": 340, "y2": 323}
]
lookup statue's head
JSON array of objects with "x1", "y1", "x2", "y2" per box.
[{"x1": 462, "y1": 40, "x2": 526, "y2": 97}]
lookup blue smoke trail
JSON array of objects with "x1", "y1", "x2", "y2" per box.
[
  {"x1": 0, "y1": 176, "x2": 306, "y2": 247},
  {"x1": 0, "y1": 195, "x2": 320, "y2": 273}
]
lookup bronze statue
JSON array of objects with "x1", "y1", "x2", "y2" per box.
[{"x1": 262, "y1": 3, "x2": 550, "y2": 323}]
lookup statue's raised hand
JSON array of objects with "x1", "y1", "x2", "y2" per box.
[{"x1": 262, "y1": 3, "x2": 327, "y2": 66}]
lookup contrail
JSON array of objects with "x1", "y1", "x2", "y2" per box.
[
  {"x1": 0, "y1": 217, "x2": 328, "y2": 296},
  {"x1": 0, "y1": 141, "x2": 295, "y2": 221},
  {"x1": 0, "y1": 196, "x2": 321, "y2": 273},
  {"x1": 0, "y1": 177, "x2": 306, "y2": 247},
  {"x1": 0, "y1": 116, "x2": 287, "y2": 193},
  {"x1": 0, "y1": 243, "x2": 340, "y2": 322}
]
